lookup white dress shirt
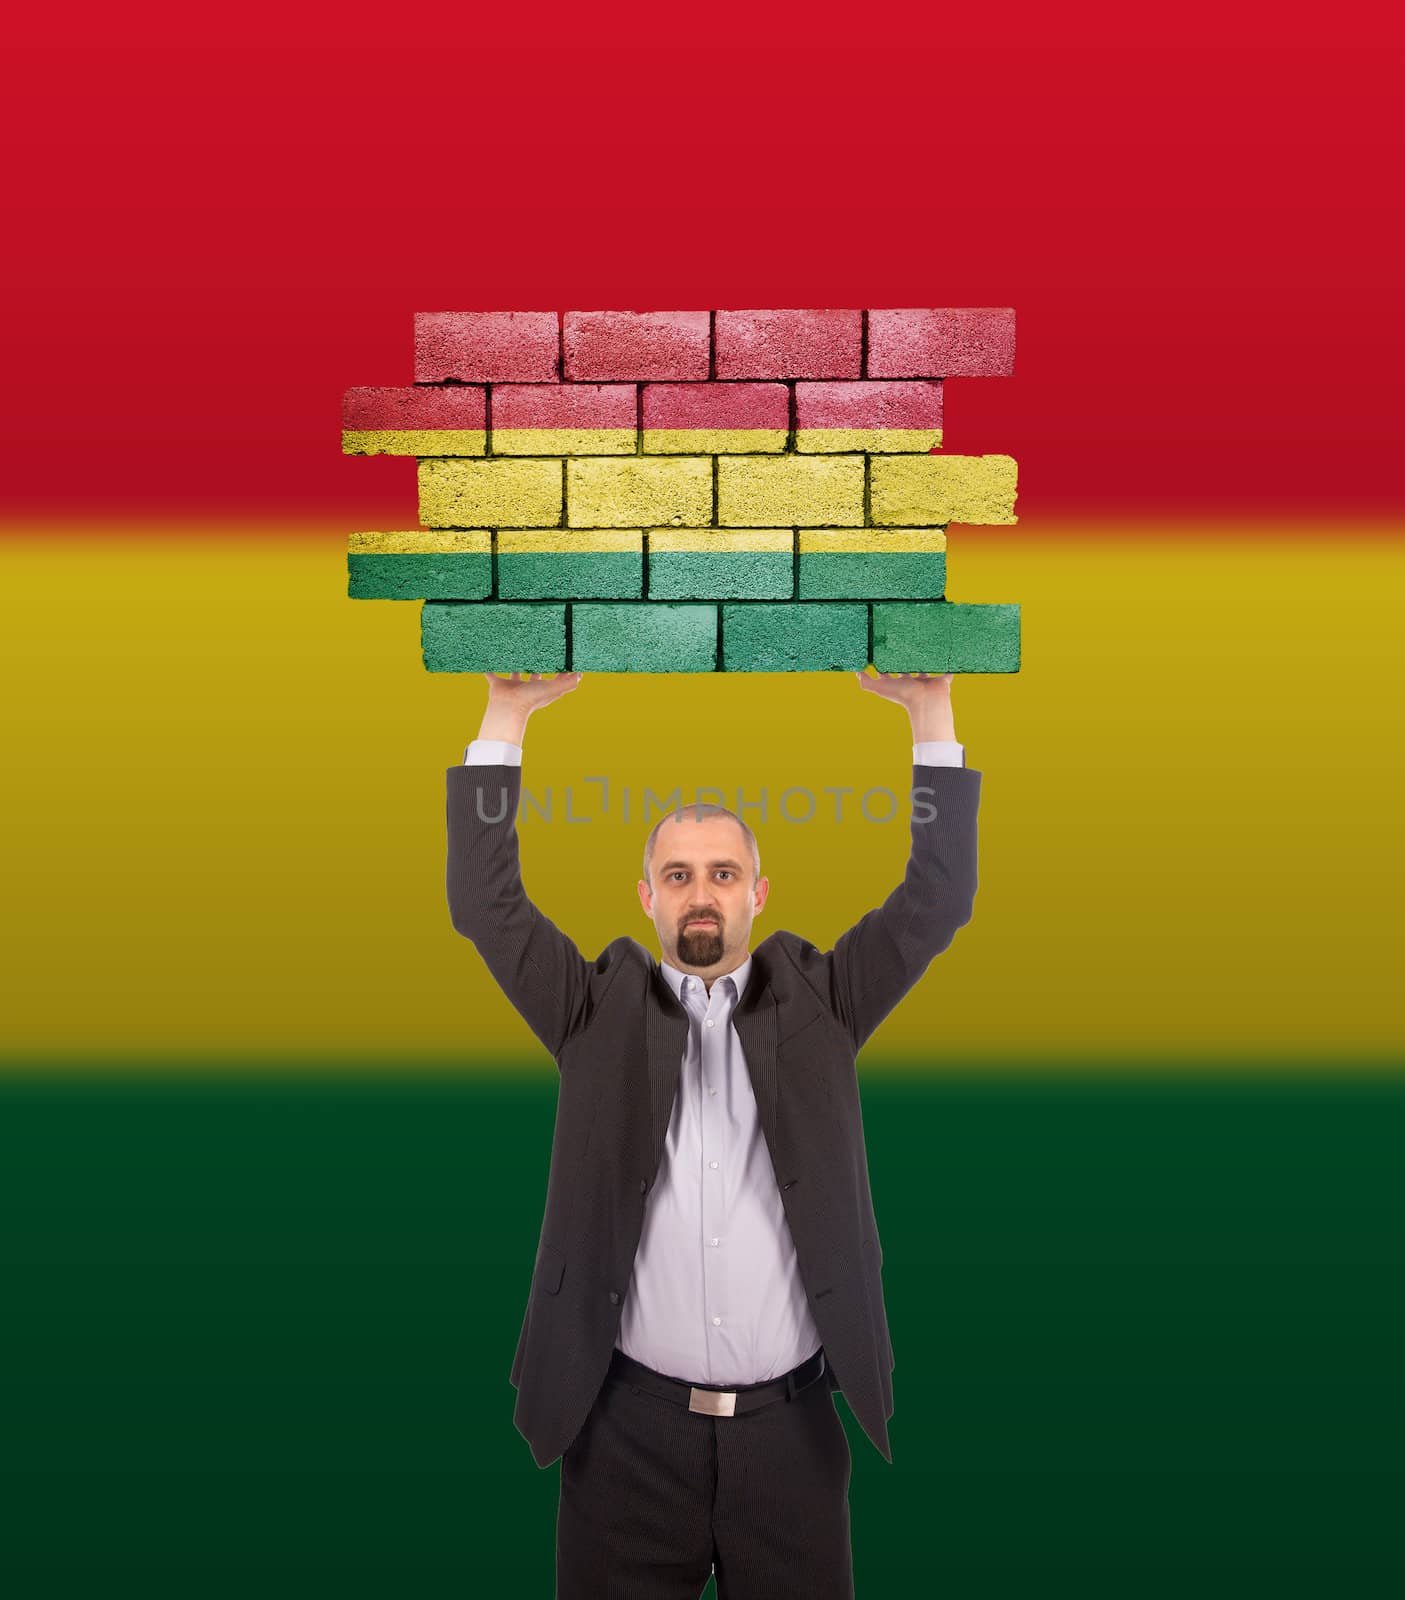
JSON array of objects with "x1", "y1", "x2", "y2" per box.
[
  {"x1": 624, "y1": 949, "x2": 826, "y2": 1383},
  {"x1": 461, "y1": 733, "x2": 965, "y2": 1383}
]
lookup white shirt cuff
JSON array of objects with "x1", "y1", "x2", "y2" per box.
[
  {"x1": 464, "y1": 738, "x2": 523, "y2": 765},
  {"x1": 464, "y1": 739, "x2": 957, "y2": 767}
]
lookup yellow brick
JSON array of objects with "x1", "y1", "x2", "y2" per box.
[
  {"x1": 348, "y1": 530, "x2": 491, "y2": 554},
  {"x1": 342, "y1": 428, "x2": 489, "y2": 454},
  {"x1": 497, "y1": 529, "x2": 642, "y2": 553},
  {"x1": 797, "y1": 528, "x2": 947, "y2": 553},
  {"x1": 717, "y1": 456, "x2": 864, "y2": 527},
  {"x1": 418, "y1": 458, "x2": 563, "y2": 528},
  {"x1": 869, "y1": 454, "x2": 1018, "y2": 525},
  {"x1": 648, "y1": 528, "x2": 793, "y2": 553},
  {"x1": 642, "y1": 428, "x2": 786, "y2": 454},
  {"x1": 795, "y1": 427, "x2": 942, "y2": 454},
  {"x1": 567, "y1": 457, "x2": 713, "y2": 528},
  {"x1": 342, "y1": 429, "x2": 486, "y2": 456},
  {"x1": 492, "y1": 428, "x2": 636, "y2": 456}
]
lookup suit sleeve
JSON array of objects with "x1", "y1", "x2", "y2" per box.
[
  {"x1": 828, "y1": 761, "x2": 981, "y2": 1052},
  {"x1": 446, "y1": 760, "x2": 591, "y2": 1063}
]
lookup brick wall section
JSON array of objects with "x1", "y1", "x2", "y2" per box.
[{"x1": 344, "y1": 308, "x2": 1021, "y2": 673}]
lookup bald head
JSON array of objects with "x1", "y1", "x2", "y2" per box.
[{"x1": 643, "y1": 802, "x2": 759, "y2": 891}]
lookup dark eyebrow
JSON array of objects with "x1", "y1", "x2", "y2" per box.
[{"x1": 659, "y1": 859, "x2": 744, "y2": 872}]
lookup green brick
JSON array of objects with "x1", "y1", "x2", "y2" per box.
[
  {"x1": 421, "y1": 601, "x2": 567, "y2": 673},
  {"x1": 722, "y1": 603, "x2": 869, "y2": 672},
  {"x1": 871, "y1": 601, "x2": 1021, "y2": 672},
  {"x1": 797, "y1": 549, "x2": 945, "y2": 600},
  {"x1": 570, "y1": 603, "x2": 717, "y2": 672},
  {"x1": 499, "y1": 553, "x2": 642, "y2": 599},
  {"x1": 647, "y1": 528, "x2": 792, "y2": 599},
  {"x1": 497, "y1": 531, "x2": 641, "y2": 598},
  {"x1": 649, "y1": 550, "x2": 793, "y2": 599},
  {"x1": 348, "y1": 551, "x2": 491, "y2": 600}
]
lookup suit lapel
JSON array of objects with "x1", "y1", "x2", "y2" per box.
[
  {"x1": 732, "y1": 979, "x2": 778, "y2": 1151},
  {"x1": 645, "y1": 953, "x2": 779, "y2": 1162},
  {"x1": 644, "y1": 981, "x2": 690, "y2": 1164}
]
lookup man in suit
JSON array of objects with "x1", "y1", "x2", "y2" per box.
[{"x1": 446, "y1": 667, "x2": 981, "y2": 1598}]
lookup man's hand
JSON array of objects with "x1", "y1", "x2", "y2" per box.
[
  {"x1": 477, "y1": 670, "x2": 583, "y2": 744},
  {"x1": 854, "y1": 668, "x2": 957, "y2": 742}
]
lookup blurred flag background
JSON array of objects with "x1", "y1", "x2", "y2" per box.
[{"x1": 2, "y1": 8, "x2": 1401, "y2": 1596}]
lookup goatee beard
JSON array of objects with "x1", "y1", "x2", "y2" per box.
[{"x1": 679, "y1": 924, "x2": 722, "y2": 962}]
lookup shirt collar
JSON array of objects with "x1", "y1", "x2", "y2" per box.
[{"x1": 660, "y1": 949, "x2": 752, "y2": 1006}]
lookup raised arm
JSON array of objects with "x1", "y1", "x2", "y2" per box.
[
  {"x1": 445, "y1": 670, "x2": 591, "y2": 1062},
  {"x1": 828, "y1": 671, "x2": 981, "y2": 1052}
]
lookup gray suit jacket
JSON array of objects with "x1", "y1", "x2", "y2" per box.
[{"x1": 446, "y1": 758, "x2": 981, "y2": 1467}]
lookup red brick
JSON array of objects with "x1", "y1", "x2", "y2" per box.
[
  {"x1": 342, "y1": 385, "x2": 485, "y2": 429},
  {"x1": 866, "y1": 308, "x2": 1015, "y2": 377},
  {"x1": 563, "y1": 311, "x2": 710, "y2": 380},
  {"x1": 794, "y1": 380, "x2": 942, "y2": 431},
  {"x1": 414, "y1": 311, "x2": 559, "y2": 382},
  {"x1": 491, "y1": 383, "x2": 636, "y2": 428},
  {"x1": 642, "y1": 382, "x2": 789, "y2": 430},
  {"x1": 714, "y1": 309, "x2": 861, "y2": 379}
]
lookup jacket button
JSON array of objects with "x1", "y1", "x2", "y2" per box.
[
  {"x1": 609, "y1": 1290, "x2": 621, "y2": 1305},
  {"x1": 639, "y1": 1178, "x2": 647, "y2": 1194}
]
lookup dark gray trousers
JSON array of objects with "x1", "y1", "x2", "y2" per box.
[{"x1": 556, "y1": 1351, "x2": 854, "y2": 1598}]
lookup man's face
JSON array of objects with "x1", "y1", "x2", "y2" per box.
[{"x1": 637, "y1": 813, "x2": 769, "y2": 977}]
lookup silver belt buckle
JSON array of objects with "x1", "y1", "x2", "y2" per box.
[{"x1": 689, "y1": 1385, "x2": 737, "y2": 1417}]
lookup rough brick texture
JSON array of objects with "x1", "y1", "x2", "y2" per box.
[
  {"x1": 794, "y1": 381, "x2": 942, "y2": 453},
  {"x1": 568, "y1": 458, "x2": 712, "y2": 528},
  {"x1": 491, "y1": 384, "x2": 635, "y2": 455},
  {"x1": 869, "y1": 455, "x2": 1019, "y2": 526},
  {"x1": 497, "y1": 531, "x2": 642, "y2": 599},
  {"x1": 342, "y1": 386, "x2": 486, "y2": 456},
  {"x1": 422, "y1": 601, "x2": 566, "y2": 672},
  {"x1": 347, "y1": 530, "x2": 491, "y2": 600},
  {"x1": 564, "y1": 311, "x2": 710, "y2": 381},
  {"x1": 571, "y1": 603, "x2": 717, "y2": 672},
  {"x1": 722, "y1": 603, "x2": 869, "y2": 672},
  {"x1": 647, "y1": 530, "x2": 793, "y2": 600},
  {"x1": 717, "y1": 456, "x2": 864, "y2": 527},
  {"x1": 415, "y1": 311, "x2": 559, "y2": 383},
  {"x1": 872, "y1": 602, "x2": 1021, "y2": 672},
  {"x1": 797, "y1": 530, "x2": 946, "y2": 600},
  {"x1": 347, "y1": 308, "x2": 1021, "y2": 673},
  {"x1": 419, "y1": 458, "x2": 563, "y2": 528},
  {"x1": 642, "y1": 383, "x2": 788, "y2": 453},
  {"x1": 866, "y1": 308, "x2": 1015, "y2": 378},
  {"x1": 343, "y1": 386, "x2": 487, "y2": 431},
  {"x1": 714, "y1": 309, "x2": 862, "y2": 380}
]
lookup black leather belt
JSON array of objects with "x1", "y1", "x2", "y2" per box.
[{"x1": 607, "y1": 1344, "x2": 827, "y2": 1417}]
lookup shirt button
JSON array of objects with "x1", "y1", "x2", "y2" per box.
[
  {"x1": 709, "y1": 1160, "x2": 718, "y2": 1169},
  {"x1": 705, "y1": 1019, "x2": 715, "y2": 1028},
  {"x1": 709, "y1": 1088, "x2": 717, "y2": 1096},
  {"x1": 712, "y1": 1316, "x2": 722, "y2": 1326},
  {"x1": 710, "y1": 1237, "x2": 719, "y2": 1247}
]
